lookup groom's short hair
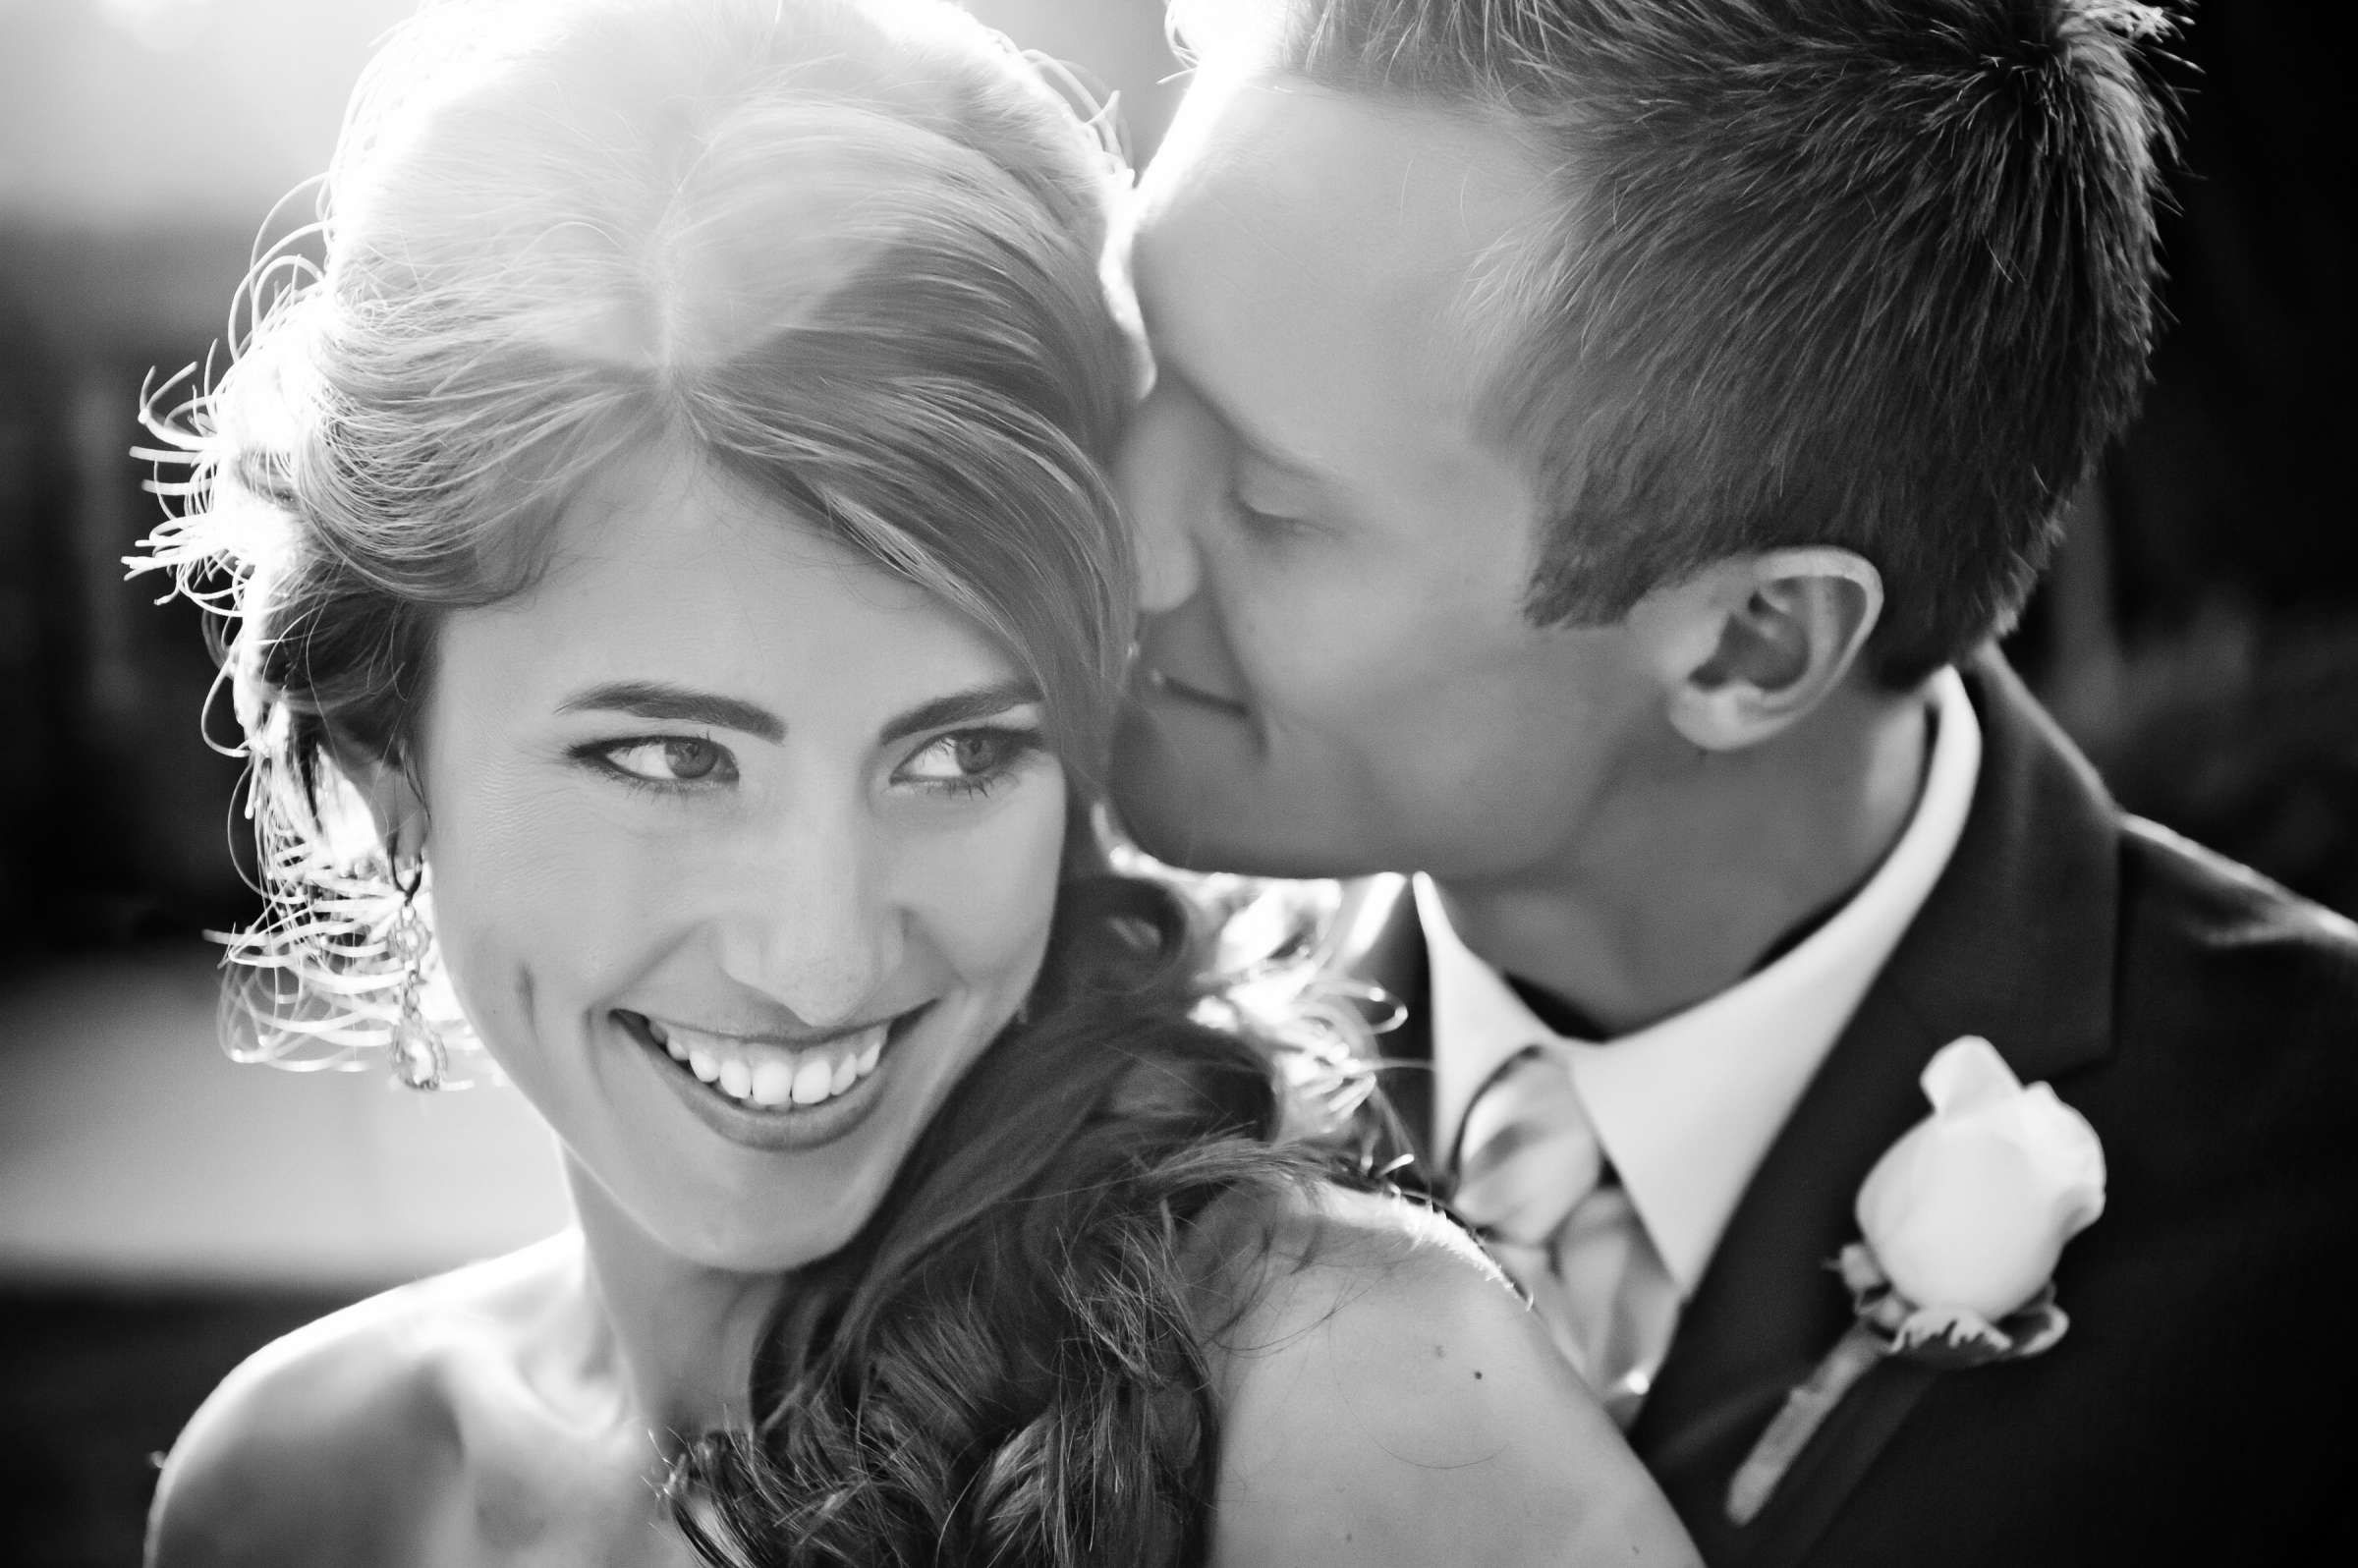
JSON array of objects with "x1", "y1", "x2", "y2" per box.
[{"x1": 1173, "y1": 0, "x2": 2173, "y2": 686}]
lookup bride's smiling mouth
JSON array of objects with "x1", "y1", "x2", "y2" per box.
[{"x1": 613, "y1": 1003, "x2": 934, "y2": 1151}]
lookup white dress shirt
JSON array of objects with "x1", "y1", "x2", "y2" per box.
[{"x1": 1422, "y1": 666, "x2": 1983, "y2": 1327}]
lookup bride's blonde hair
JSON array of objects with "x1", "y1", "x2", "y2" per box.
[{"x1": 140, "y1": 0, "x2": 1136, "y2": 1079}]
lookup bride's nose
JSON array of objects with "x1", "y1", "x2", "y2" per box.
[{"x1": 710, "y1": 798, "x2": 905, "y2": 1028}]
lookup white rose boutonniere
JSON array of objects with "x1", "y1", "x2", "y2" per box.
[{"x1": 1726, "y1": 1036, "x2": 2106, "y2": 1526}]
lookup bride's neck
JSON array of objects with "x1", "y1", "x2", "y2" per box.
[{"x1": 555, "y1": 1160, "x2": 792, "y2": 1444}]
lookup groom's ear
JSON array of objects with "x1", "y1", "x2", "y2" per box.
[{"x1": 1633, "y1": 548, "x2": 1884, "y2": 753}]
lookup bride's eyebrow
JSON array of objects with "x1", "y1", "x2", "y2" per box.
[
  {"x1": 878, "y1": 679, "x2": 1042, "y2": 746},
  {"x1": 558, "y1": 681, "x2": 784, "y2": 742}
]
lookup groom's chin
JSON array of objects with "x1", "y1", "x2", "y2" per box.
[
  {"x1": 1108, "y1": 705, "x2": 1235, "y2": 871},
  {"x1": 1108, "y1": 706, "x2": 1353, "y2": 881}
]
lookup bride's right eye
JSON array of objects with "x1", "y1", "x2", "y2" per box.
[{"x1": 574, "y1": 735, "x2": 739, "y2": 792}]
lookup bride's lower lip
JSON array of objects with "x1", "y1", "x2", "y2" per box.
[{"x1": 616, "y1": 1004, "x2": 929, "y2": 1153}]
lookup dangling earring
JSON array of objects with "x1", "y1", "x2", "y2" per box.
[{"x1": 384, "y1": 853, "x2": 446, "y2": 1091}]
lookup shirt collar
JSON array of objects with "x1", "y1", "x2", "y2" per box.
[{"x1": 1421, "y1": 665, "x2": 1982, "y2": 1296}]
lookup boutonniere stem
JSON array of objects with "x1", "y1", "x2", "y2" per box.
[{"x1": 1726, "y1": 1320, "x2": 1886, "y2": 1525}]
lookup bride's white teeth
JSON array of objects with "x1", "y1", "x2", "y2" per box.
[
  {"x1": 791, "y1": 1054, "x2": 834, "y2": 1106},
  {"x1": 751, "y1": 1057, "x2": 795, "y2": 1108},
  {"x1": 652, "y1": 1013, "x2": 907, "y2": 1110}
]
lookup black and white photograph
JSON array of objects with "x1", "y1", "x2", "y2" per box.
[{"x1": 1, "y1": 1, "x2": 2350, "y2": 1563}]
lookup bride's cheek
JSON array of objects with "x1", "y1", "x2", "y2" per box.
[
  {"x1": 936, "y1": 780, "x2": 1069, "y2": 980},
  {"x1": 424, "y1": 784, "x2": 630, "y2": 1080}
]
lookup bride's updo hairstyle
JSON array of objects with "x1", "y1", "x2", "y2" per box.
[{"x1": 141, "y1": 1, "x2": 1361, "y2": 1562}]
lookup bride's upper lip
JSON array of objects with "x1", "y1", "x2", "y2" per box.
[{"x1": 624, "y1": 1004, "x2": 926, "y2": 1048}]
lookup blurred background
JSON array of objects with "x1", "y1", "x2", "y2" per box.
[{"x1": 0, "y1": 1, "x2": 2348, "y2": 1561}]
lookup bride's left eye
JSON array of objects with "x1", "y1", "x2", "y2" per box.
[
  {"x1": 579, "y1": 735, "x2": 739, "y2": 791},
  {"x1": 896, "y1": 727, "x2": 1043, "y2": 798}
]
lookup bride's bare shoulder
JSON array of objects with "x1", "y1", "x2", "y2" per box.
[
  {"x1": 1189, "y1": 1178, "x2": 1496, "y2": 1346},
  {"x1": 1196, "y1": 1182, "x2": 1699, "y2": 1568},
  {"x1": 144, "y1": 1239, "x2": 574, "y2": 1568},
  {"x1": 1191, "y1": 1177, "x2": 1541, "y2": 1375}
]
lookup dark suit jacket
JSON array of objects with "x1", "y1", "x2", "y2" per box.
[{"x1": 1350, "y1": 651, "x2": 2358, "y2": 1566}]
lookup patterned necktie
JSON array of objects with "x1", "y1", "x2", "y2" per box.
[{"x1": 1451, "y1": 1042, "x2": 1676, "y2": 1428}]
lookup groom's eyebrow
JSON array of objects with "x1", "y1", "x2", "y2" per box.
[{"x1": 1156, "y1": 361, "x2": 1326, "y2": 485}]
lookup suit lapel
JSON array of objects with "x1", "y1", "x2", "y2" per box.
[
  {"x1": 1629, "y1": 979, "x2": 1947, "y2": 1561},
  {"x1": 1630, "y1": 650, "x2": 2124, "y2": 1564}
]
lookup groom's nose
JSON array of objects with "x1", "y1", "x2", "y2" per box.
[{"x1": 1116, "y1": 380, "x2": 1212, "y2": 614}]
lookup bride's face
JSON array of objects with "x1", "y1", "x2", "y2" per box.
[{"x1": 408, "y1": 444, "x2": 1069, "y2": 1272}]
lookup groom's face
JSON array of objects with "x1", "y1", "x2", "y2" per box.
[{"x1": 1111, "y1": 74, "x2": 1669, "y2": 881}]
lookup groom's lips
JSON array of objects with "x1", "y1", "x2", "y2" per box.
[{"x1": 1139, "y1": 664, "x2": 1251, "y2": 720}]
